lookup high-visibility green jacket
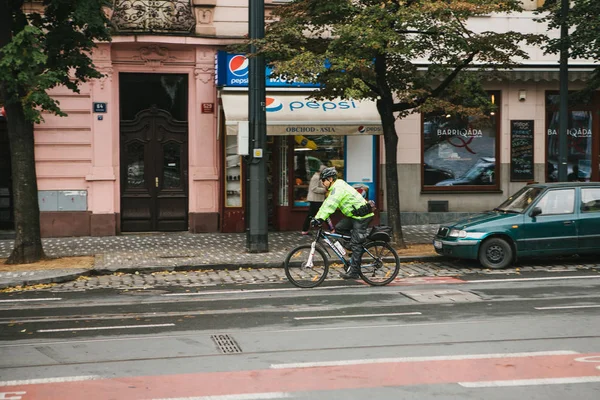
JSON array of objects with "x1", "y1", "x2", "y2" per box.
[{"x1": 315, "y1": 179, "x2": 374, "y2": 221}]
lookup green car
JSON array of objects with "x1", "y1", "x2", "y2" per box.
[{"x1": 433, "y1": 182, "x2": 600, "y2": 269}]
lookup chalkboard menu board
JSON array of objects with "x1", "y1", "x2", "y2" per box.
[{"x1": 510, "y1": 120, "x2": 534, "y2": 182}]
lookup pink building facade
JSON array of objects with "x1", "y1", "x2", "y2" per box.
[{"x1": 31, "y1": 41, "x2": 227, "y2": 236}]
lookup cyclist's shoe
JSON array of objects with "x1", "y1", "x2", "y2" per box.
[{"x1": 339, "y1": 268, "x2": 360, "y2": 279}]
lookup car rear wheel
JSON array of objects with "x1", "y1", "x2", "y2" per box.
[{"x1": 479, "y1": 237, "x2": 513, "y2": 269}]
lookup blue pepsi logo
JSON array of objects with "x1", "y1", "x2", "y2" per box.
[
  {"x1": 228, "y1": 55, "x2": 249, "y2": 77},
  {"x1": 358, "y1": 125, "x2": 366, "y2": 133},
  {"x1": 265, "y1": 97, "x2": 283, "y2": 112}
]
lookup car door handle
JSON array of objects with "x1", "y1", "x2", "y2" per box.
[{"x1": 563, "y1": 221, "x2": 574, "y2": 225}]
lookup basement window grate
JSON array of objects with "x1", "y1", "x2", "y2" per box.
[{"x1": 211, "y1": 334, "x2": 242, "y2": 354}]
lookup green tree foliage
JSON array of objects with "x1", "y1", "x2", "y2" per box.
[
  {"x1": 538, "y1": 0, "x2": 600, "y2": 91},
  {"x1": 0, "y1": 0, "x2": 111, "y2": 264},
  {"x1": 256, "y1": 0, "x2": 543, "y2": 246}
]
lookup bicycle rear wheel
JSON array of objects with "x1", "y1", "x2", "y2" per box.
[
  {"x1": 284, "y1": 244, "x2": 329, "y2": 288},
  {"x1": 359, "y1": 241, "x2": 400, "y2": 286}
]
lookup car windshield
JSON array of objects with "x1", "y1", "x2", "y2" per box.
[{"x1": 494, "y1": 186, "x2": 545, "y2": 213}]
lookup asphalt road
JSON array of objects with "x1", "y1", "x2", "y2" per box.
[{"x1": 1, "y1": 273, "x2": 600, "y2": 399}]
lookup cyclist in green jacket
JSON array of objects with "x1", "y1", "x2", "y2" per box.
[{"x1": 313, "y1": 167, "x2": 374, "y2": 279}]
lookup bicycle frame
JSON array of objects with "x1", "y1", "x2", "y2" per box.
[{"x1": 309, "y1": 226, "x2": 380, "y2": 269}]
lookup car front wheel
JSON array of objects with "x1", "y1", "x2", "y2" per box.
[{"x1": 478, "y1": 237, "x2": 513, "y2": 269}]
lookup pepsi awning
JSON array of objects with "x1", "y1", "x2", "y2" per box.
[{"x1": 220, "y1": 92, "x2": 383, "y2": 136}]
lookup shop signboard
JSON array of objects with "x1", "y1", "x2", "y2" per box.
[{"x1": 215, "y1": 51, "x2": 319, "y2": 88}]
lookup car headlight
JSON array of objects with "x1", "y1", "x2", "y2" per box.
[{"x1": 449, "y1": 229, "x2": 467, "y2": 238}]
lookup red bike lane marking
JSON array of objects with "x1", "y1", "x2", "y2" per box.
[{"x1": 3, "y1": 352, "x2": 599, "y2": 399}]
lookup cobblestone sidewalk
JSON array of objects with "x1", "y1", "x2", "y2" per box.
[{"x1": 10, "y1": 257, "x2": 600, "y2": 293}]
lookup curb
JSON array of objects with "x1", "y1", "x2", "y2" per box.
[
  {"x1": 95, "y1": 254, "x2": 445, "y2": 274},
  {"x1": 0, "y1": 254, "x2": 447, "y2": 290},
  {"x1": 0, "y1": 269, "x2": 93, "y2": 290}
]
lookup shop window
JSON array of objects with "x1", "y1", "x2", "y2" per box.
[
  {"x1": 546, "y1": 94, "x2": 592, "y2": 182},
  {"x1": 293, "y1": 135, "x2": 345, "y2": 206},
  {"x1": 422, "y1": 92, "x2": 500, "y2": 190},
  {"x1": 225, "y1": 136, "x2": 242, "y2": 207}
]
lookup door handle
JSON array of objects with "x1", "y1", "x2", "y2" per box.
[
  {"x1": 155, "y1": 177, "x2": 159, "y2": 188},
  {"x1": 563, "y1": 220, "x2": 574, "y2": 225}
]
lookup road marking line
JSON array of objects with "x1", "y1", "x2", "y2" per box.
[
  {"x1": 535, "y1": 304, "x2": 600, "y2": 310},
  {"x1": 459, "y1": 376, "x2": 600, "y2": 387},
  {"x1": 37, "y1": 323, "x2": 175, "y2": 333},
  {"x1": 466, "y1": 275, "x2": 600, "y2": 284},
  {"x1": 294, "y1": 312, "x2": 422, "y2": 320},
  {"x1": 0, "y1": 375, "x2": 100, "y2": 386},
  {"x1": 151, "y1": 393, "x2": 292, "y2": 400},
  {"x1": 0, "y1": 298, "x2": 61, "y2": 303},
  {"x1": 270, "y1": 350, "x2": 579, "y2": 369},
  {"x1": 162, "y1": 286, "x2": 352, "y2": 296}
]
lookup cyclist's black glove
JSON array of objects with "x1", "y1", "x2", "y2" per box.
[{"x1": 311, "y1": 218, "x2": 324, "y2": 228}]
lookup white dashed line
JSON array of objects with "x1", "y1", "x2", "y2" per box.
[
  {"x1": 0, "y1": 298, "x2": 61, "y2": 303},
  {"x1": 294, "y1": 312, "x2": 422, "y2": 320},
  {"x1": 0, "y1": 375, "x2": 101, "y2": 386},
  {"x1": 37, "y1": 323, "x2": 175, "y2": 333}
]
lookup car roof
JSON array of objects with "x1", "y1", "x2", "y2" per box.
[{"x1": 526, "y1": 182, "x2": 600, "y2": 189}]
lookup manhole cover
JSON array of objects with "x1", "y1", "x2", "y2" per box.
[
  {"x1": 211, "y1": 334, "x2": 242, "y2": 354},
  {"x1": 401, "y1": 289, "x2": 481, "y2": 303}
]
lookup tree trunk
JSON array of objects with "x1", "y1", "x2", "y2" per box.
[
  {"x1": 4, "y1": 101, "x2": 45, "y2": 264},
  {"x1": 377, "y1": 97, "x2": 406, "y2": 248}
]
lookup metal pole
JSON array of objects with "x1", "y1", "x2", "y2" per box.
[
  {"x1": 558, "y1": 0, "x2": 569, "y2": 182},
  {"x1": 246, "y1": 0, "x2": 268, "y2": 252}
]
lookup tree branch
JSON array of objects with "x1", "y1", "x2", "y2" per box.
[{"x1": 392, "y1": 51, "x2": 477, "y2": 112}]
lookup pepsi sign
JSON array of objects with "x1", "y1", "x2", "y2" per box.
[
  {"x1": 215, "y1": 51, "x2": 319, "y2": 88},
  {"x1": 264, "y1": 97, "x2": 359, "y2": 113}
]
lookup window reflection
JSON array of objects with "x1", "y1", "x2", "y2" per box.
[
  {"x1": 293, "y1": 135, "x2": 344, "y2": 206},
  {"x1": 423, "y1": 97, "x2": 498, "y2": 188},
  {"x1": 163, "y1": 142, "x2": 181, "y2": 188},
  {"x1": 127, "y1": 142, "x2": 145, "y2": 188},
  {"x1": 546, "y1": 110, "x2": 592, "y2": 182}
]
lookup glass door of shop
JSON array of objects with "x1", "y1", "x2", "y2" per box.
[{"x1": 546, "y1": 92, "x2": 600, "y2": 182}]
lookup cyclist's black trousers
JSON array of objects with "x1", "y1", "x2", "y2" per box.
[{"x1": 335, "y1": 216, "x2": 373, "y2": 272}]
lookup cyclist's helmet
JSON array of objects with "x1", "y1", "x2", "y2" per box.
[{"x1": 320, "y1": 167, "x2": 337, "y2": 181}]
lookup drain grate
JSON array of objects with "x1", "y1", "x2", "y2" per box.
[{"x1": 211, "y1": 334, "x2": 242, "y2": 354}]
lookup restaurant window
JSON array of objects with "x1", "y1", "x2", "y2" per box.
[
  {"x1": 422, "y1": 91, "x2": 500, "y2": 190},
  {"x1": 546, "y1": 93, "x2": 592, "y2": 182},
  {"x1": 293, "y1": 135, "x2": 345, "y2": 206}
]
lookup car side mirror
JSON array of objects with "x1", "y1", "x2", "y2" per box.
[{"x1": 530, "y1": 207, "x2": 542, "y2": 218}]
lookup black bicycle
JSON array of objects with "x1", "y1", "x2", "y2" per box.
[{"x1": 284, "y1": 221, "x2": 400, "y2": 288}]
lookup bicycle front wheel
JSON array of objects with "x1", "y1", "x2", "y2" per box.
[
  {"x1": 284, "y1": 244, "x2": 329, "y2": 288},
  {"x1": 359, "y1": 241, "x2": 400, "y2": 286}
]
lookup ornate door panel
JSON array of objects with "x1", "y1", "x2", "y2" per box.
[{"x1": 121, "y1": 107, "x2": 188, "y2": 232}]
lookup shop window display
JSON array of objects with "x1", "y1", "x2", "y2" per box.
[
  {"x1": 423, "y1": 93, "x2": 499, "y2": 188},
  {"x1": 546, "y1": 94, "x2": 592, "y2": 182},
  {"x1": 293, "y1": 135, "x2": 345, "y2": 206},
  {"x1": 225, "y1": 136, "x2": 242, "y2": 207}
]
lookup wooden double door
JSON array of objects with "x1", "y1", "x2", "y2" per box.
[{"x1": 120, "y1": 107, "x2": 188, "y2": 232}]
